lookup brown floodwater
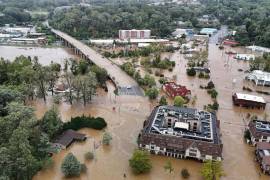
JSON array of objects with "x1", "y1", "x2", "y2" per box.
[
  {"x1": 26, "y1": 41, "x2": 270, "y2": 180},
  {"x1": 0, "y1": 46, "x2": 77, "y2": 65}
]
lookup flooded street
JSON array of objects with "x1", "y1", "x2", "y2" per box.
[
  {"x1": 0, "y1": 46, "x2": 77, "y2": 65},
  {"x1": 3, "y1": 35, "x2": 269, "y2": 180}
]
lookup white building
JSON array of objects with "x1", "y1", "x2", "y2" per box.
[
  {"x1": 172, "y1": 28, "x2": 193, "y2": 38},
  {"x1": 246, "y1": 70, "x2": 270, "y2": 86},
  {"x1": 235, "y1": 54, "x2": 255, "y2": 61},
  {"x1": 246, "y1": 45, "x2": 270, "y2": 53},
  {"x1": 119, "y1": 29, "x2": 151, "y2": 40}
]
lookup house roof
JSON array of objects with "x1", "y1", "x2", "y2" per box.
[
  {"x1": 249, "y1": 120, "x2": 270, "y2": 140},
  {"x1": 235, "y1": 93, "x2": 265, "y2": 103},
  {"x1": 262, "y1": 156, "x2": 270, "y2": 166},
  {"x1": 54, "y1": 129, "x2": 86, "y2": 147}
]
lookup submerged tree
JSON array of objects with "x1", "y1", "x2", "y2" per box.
[
  {"x1": 174, "y1": 96, "x2": 185, "y2": 107},
  {"x1": 201, "y1": 160, "x2": 224, "y2": 180},
  {"x1": 159, "y1": 96, "x2": 168, "y2": 106},
  {"x1": 129, "y1": 149, "x2": 152, "y2": 174},
  {"x1": 164, "y1": 161, "x2": 174, "y2": 174},
  {"x1": 102, "y1": 131, "x2": 112, "y2": 145},
  {"x1": 61, "y1": 153, "x2": 81, "y2": 177}
]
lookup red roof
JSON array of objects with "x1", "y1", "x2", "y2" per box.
[
  {"x1": 223, "y1": 40, "x2": 239, "y2": 46},
  {"x1": 163, "y1": 82, "x2": 191, "y2": 98}
]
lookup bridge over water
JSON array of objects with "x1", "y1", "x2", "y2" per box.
[{"x1": 51, "y1": 29, "x2": 143, "y2": 95}]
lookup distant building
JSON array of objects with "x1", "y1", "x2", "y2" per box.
[
  {"x1": 246, "y1": 45, "x2": 270, "y2": 53},
  {"x1": 232, "y1": 93, "x2": 266, "y2": 109},
  {"x1": 222, "y1": 39, "x2": 239, "y2": 46},
  {"x1": 52, "y1": 130, "x2": 87, "y2": 150},
  {"x1": 248, "y1": 120, "x2": 270, "y2": 145},
  {"x1": 245, "y1": 70, "x2": 270, "y2": 86},
  {"x1": 255, "y1": 142, "x2": 270, "y2": 175},
  {"x1": 192, "y1": 34, "x2": 209, "y2": 41},
  {"x1": 193, "y1": 67, "x2": 210, "y2": 73},
  {"x1": 235, "y1": 54, "x2": 255, "y2": 61},
  {"x1": 172, "y1": 28, "x2": 193, "y2": 38},
  {"x1": 163, "y1": 82, "x2": 191, "y2": 98},
  {"x1": 200, "y1": 28, "x2": 218, "y2": 36},
  {"x1": 138, "y1": 106, "x2": 223, "y2": 161},
  {"x1": 10, "y1": 37, "x2": 47, "y2": 45},
  {"x1": 119, "y1": 29, "x2": 151, "y2": 40}
]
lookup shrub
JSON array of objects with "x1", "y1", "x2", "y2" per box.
[
  {"x1": 174, "y1": 96, "x2": 185, "y2": 107},
  {"x1": 206, "y1": 81, "x2": 215, "y2": 89},
  {"x1": 186, "y1": 68, "x2": 196, "y2": 76},
  {"x1": 159, "y1": 77, "x2": 167, "y2": 84},
  {"x1": 121, "y1": 62, "x2": 135, "y2": 76},
  {"x1": 207, "y1": 89, "x2": 218, "y2": 99},
  {"x1": 181, "y1": 168, "x2": 190, "y2": 179},
  {"x1": 102, "y1": 132, "x2": 112, "y2": 145},
  {"x1": 63, "y1": 115, "x2": 107, "y2": 130},
  {"x1": 159, "y1": 96, "x2": 168, "y2": 105},
  {"x1": 145, "y1": 88, "x2": 159, "y2": 100},
  {"x1": 80, "y1": 163, "x2": 87, "y2": 173},
  {"x1": 85, "y1": 152, "x2": 94, "y2": 160},
  {"x1": 198, "y1": 72, "x2": 205, "y2": 78}
]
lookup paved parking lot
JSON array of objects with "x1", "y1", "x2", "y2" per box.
[{"x1": 118, "y1": 86, "x2": 144, "y2": 96}]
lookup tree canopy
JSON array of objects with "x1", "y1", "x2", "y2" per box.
[
  {"x1": 129, "y1": 149, "x2": 152, "y2": 174},
  {"x1": 61, "y1": 153, "x2": 82, "y2": 177}
]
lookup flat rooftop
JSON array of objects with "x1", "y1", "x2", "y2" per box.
[
  {"x1": 247, "y1": 70, "x2": 270, "y2": 82},
  {"x1": 145, "y1": 106, "x2": 220, "y2": 144},
  {"x1": 235, "y1": 93, "x2": 265, "y2": 103}
]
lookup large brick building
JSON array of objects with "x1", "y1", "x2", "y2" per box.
[{"x1": 138, "y1": 106, "x2": 223, "y2": 161}]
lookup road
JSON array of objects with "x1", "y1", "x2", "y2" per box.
[{"x1": 51, "y1": 29, "x2": 138, "y2": 88}]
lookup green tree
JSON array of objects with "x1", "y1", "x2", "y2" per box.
[
  {"x1": 129, "y1": 150, "x2": 152, "y2": 174},
  {"x1": 201, "y1": 160, "x2": 224, "y2": 180},
  {"x1": 40, "y1": 108, "x2": 63, "y2": 139},
  {"x1": 174, "y1": 96, "x2": 185, "y2": 107},
  {"x1": 61, "y1": 153, "x2": 81, "y2": 177},
  {"x1": 74, "y1": 72, "x2": 97, "y2": 106},
  {"x1": 145, "y1": 88, "x2": 159, "y2": 100},
  {"x1": 159, "y1": 96, "x2": 168, "y2": 105},
  {"x1": 90, "y1": 65, "x2": 108, "y2": 85}
]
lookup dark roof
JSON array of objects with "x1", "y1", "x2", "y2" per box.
[
  {"x1": 249, "y1": 120, "x2": 270, "y2": 139},
  {"x1": 54, "y1": 130, "x2": 86, "y2": 147}
]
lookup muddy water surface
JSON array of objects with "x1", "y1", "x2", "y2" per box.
[
  {"x1": 29, "y1": 38, "x2": 270, "y2": 180},
  {"x1": 0, "y1": 46, "x2": 77, "y2": 65}
]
